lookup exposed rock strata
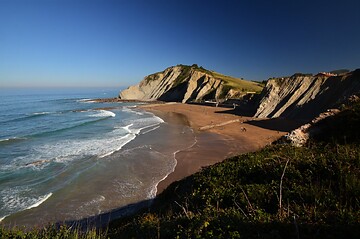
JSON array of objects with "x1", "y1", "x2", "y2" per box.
[
  {"x1": 255, "y1": 70, "x2": 360, "y2": 120},
  {"x1": 119, "y1": 65, "x2": 360, "y2": 147},
  {"x1": 119, "y1": 65, "x2": 262, "y2": 103}
]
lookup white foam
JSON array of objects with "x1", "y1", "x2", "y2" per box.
[
  {"x1": 132, "y1": 119, "x2": 164, "y2": 135},
  {"x1": 0, "y1": 187, "x2": 53, "y2": 220},
  {"x1": 122, "y1": 115, "x2": 164, "y2": 135},
  {"x1": 77, "y1": 98, "x2": 94, "y2": 103},
  {"x1": 99, "y1": 134, "x2": 136, "y2": 158},
  {"x1": 0, "y1": 137, "x2": 26, "y2": 143},
  {"x1": 0, "y1": 215, "x2": 8, "y2": 222},
  {"x1": 84, "y1": 195, "x2": 105, "y2": 207},
  {"x1": 141, "y1": 125, "x2": 160, "y2": 135},
  {"x1": 89, "y1": 110, "x2": 116, "y2": 118},
  {"x1": 151, "y1": 128, "x2": 197, "y2": 197},
  {"x1": 32, "y1": 111, "x2": 52, "y2": 115},
  {"x1": 122, "y1": 107, "x2": 144, "y2": 115},
  {"x1": 26, "y1": 193, "x2": 52, "y2": 210},
  {"x1": 121, "y1": 124, "x2": 133, "y2": 133},
  {"x1": 32, "y1": 125, "x2": 140, "y2": 161},
  {"x1": 4, "y1": 109, "x2": 164, "y2": 171}
]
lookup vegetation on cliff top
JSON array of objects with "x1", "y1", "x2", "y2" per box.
[{"x1": 2, "y1": 101, "x2": 359, "y2": 238}]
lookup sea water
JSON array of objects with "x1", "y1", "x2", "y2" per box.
[{"x1": 0, "y1": 88, "x2": 195, "y2": 226}]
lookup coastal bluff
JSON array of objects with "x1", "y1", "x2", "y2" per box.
[
  {"x1": 255, "y1": 70, "x2": 360, "y2": 120},
  {"x1": 119, "y1": 64, "x2": 263, "y2": 103},
  {"x1": 119, "y1": 64, "x2": 360, "y2": 122}
]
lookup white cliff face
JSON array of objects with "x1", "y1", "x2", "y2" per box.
[
  {"x1": 118, "y1": 67, "x2": 181, "y2": 100},
  {"x1": 254, "y1": 71, "x2": 360, "y2": 120},
  {"x1": 119, "y1": 65, "x2": 232, "y2": 103},
  {"x1": 182, "y1": 71, "x2": 224, "y2": 103}
]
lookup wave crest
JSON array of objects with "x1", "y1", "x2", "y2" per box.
[{"x1": 89, "y1": 110, "x2": 116, "y2": 118}]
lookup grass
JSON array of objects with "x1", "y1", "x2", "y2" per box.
[
  {"x1": 210, "y1": 71, "x2": 263, "y2": 94},
  {"x1": 0, "y1": 225, "x2": 106, "y2": 239},
  {"x1": 107, "y1": 143, "x2": 360, "y2": 238}
]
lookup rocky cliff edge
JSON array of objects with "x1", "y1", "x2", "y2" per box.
[{"x1": 254, "y1": 70, "x2": 360, "y2": 120}]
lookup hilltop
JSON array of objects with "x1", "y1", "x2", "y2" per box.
[{"x1": 119, "y1": 64, "x2": 263, "y2": 103}]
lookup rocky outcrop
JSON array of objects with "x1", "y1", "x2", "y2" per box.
[
  {"x1": 254, "y1": 70, "x2": 360, "y2": 120},
  {"x1": 282, "y1": 109, "x2": 340, "y2": 146},
  {"x1": 119, "y1": 65, "x2": 262, "y2": 103}
]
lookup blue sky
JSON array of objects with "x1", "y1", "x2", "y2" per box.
[{"x1": 0, "y1": 0, "x2": 359, "y2": 88}]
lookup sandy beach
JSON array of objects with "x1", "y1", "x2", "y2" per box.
[{"x1": 140, "y1": 103, "x2": 301, "y2": 194}]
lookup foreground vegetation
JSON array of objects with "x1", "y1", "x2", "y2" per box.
[
  {"x1": 108, "y1": 144, "x2": 359, "y2": 238},
  {"x1": 2, "y1": 101, "x2": 359, "y2": 238},
  {"x1": 108, "y1": 100, "x2": 360, "y2": 238},
  {"x1": 0, "y1": 225, "x2": 104, "y2": 239}
]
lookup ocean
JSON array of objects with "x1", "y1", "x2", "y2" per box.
[{"x1": 0, "y1": 88, "x2": 195, "y2": 226}]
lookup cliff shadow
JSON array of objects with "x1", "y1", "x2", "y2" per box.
[
  {"x1": 158, "y1": 81, "x2": 188, "y2": 102},
  {"x1": 57, "y1": 198, "x2": 153, "y2": 231},
  {"x1": 213, "y1": 105, "x2": 258, "y2": 117},
  {"x1": 244, "y1": 118, "x2": 305, "y2": 132}
]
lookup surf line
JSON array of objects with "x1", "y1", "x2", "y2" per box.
[{"x1": 0, "y1": 193, "x2": 53, "y2": 223}]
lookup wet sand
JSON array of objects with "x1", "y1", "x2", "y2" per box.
[{"x1": 140, "y1": 103, "x2": 300, "y2": 194}]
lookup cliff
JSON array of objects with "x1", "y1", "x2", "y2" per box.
[
  {"x1": 119, "y1": 64, "x2": 263, "y2": 103},
  {"x1": 254, "y1": 70, "x2": 360, "y2": 120},
  {"x1": 120, "y1": 64, "x2": 360, "y2": 122}
]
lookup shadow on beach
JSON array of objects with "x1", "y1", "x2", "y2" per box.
[
  {"x1": 244, "y1": 118, "x2": 305, "y2": 132},
  {"x1": 60, "y1": 198, "x2": 153, "y2": 230},
  {"x1": 213, "y1": 107, "x2": 304, "y2": 132}
]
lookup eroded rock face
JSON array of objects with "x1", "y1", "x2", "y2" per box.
[
  {"x1": 255, "y1": 71, "x2": 360, "y2": 120},
  {"x1": 119, "y1": 65, "x2": 242, "y2": 103},
  {"x1": 283, "y1": 109, "x2": 341, "y2": 146}
]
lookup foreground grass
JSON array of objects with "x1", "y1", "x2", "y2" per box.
[
  {"x1": 108, "y1": 143, "x2": 360, "y2": 238},
  {"x1": 0, "y1": 225, "x2": 105, "y2": 239}
]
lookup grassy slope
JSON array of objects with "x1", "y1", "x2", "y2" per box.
[
  {"x1": 210, "y1": 71, "x2": 263, "y2": 93},
  {"x1": 0, "y1": 225, "x2": 104, "y2": 239},
  {"x1": 188, "y1": 64, "x2": 263, "y2": 94}
]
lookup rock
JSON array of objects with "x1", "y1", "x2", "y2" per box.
[
  {"x1": 254, "y1": 71, "x2": 360, "y2": 120},
  {"x1": 119, "y1": 64, "x2": 262, "y2": 103},
  {"x1": 282, "y1": 109, "x2": 341, "y2": 146}
]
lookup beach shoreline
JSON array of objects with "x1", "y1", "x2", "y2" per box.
[{"x1": 139, "y1": 103, "x2": 299, "y2": 195}]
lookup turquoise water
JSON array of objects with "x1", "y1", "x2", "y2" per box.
[{"x1": 0, "y1": 88, "x2": 194, "y2": 226}]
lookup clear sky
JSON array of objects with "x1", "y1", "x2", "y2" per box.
[{"x1": 1, "y1": 0, "x2": 359, "y2": 88}]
